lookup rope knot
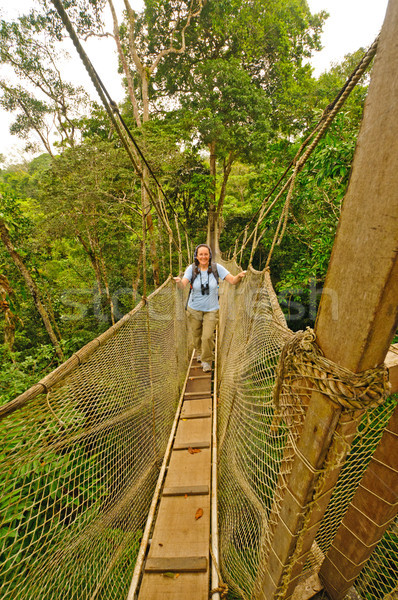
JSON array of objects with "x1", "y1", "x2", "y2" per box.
[
  {"x1": 210, "y1": 584, "x2": 229, "y2": 599},
  {"x1": 296, "y1": 327, "x2": 316, "y2": 352},
  {"x1": 274, "y1": 328, "x2": 391, "y2": 411}
]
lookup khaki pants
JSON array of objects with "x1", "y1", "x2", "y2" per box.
[{"x1": 187, "y1": 307, "x2": 219, "y2": 364}]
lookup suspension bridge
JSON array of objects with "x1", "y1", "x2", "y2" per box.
[{"x1": 1, "y1": 1, "x2": 398, "y2": 599}]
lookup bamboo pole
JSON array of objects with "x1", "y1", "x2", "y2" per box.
[
  {"x1": 211, "y1": 329, "x2": 220, "y2": 600},
  {"x1": 255, "y1": 0, "x2": 398, "y2": 596}
]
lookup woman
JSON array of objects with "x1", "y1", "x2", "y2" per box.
[{"x1": 174, "y1": 244, "x2": 246, "y2": 372}]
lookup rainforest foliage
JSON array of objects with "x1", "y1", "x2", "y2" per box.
[{"x1": 0, "y1": 0, "x2": 374, "y2": 402}]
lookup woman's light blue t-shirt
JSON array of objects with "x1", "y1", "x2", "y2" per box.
[{"x1": 184, "y1": 263, "x2": 229, "y2": 312}]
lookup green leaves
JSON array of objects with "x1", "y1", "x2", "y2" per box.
[
  {"x1": 0, "y1": 181, "x2": 32, "y2": 234},
  {"x1": 180, "y1": 58, "x2": 271, "y2": 160}
]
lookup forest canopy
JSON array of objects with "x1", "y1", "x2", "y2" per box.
[{"x1": 0, "y1": 0, "x2": 376, "y2": 403}]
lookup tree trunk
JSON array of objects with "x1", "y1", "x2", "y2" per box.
[
  {"x1": 207, "y1": 140, "x2": 220, "y2": 255},
  {"x1": 76, "y1": 232, "x2": 103, "y2": 294},
  {"x1": 132, "y1": 240, "x2": 144, "y2": 303},
  {"x1": 98, "y1": 246, "x2": 115, "y2": 325},
  {"x1": 157, "y1": 219, "x2": 167, "y2": 279},
  {"x1": 216, "y1": 151, "x2": 234, "y2": 223},
  {"x1": 0, "y1": 221, "x2": 64, "y2": 361},
  {"x1": 207, "y1": 206, "x2": 219, "y2": 257}
]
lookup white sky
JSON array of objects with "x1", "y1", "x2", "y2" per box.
[
  {"x1": 0, "y1": 0, "x2": 390, "y2": 164},
  {"x1": 306, "y1": 0, "x2": 389, "y2": 73}
]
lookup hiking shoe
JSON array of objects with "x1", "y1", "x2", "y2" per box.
[
  {"x1": 196, "y1": 353, "x2": 201, "y2": 362},
  {"x1": 202, "y1": 362, "x2": 211, "y2": 372}
]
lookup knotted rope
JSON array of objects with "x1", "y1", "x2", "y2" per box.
[{"x1": 273, "y1": 328, "x2": 391, "y2": 411}]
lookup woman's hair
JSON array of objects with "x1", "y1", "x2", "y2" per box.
[{"x1": 193, "y1": 244, "x2": 212, "y2": 265}]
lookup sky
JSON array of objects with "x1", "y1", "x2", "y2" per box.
[{"x1": 0, "y1": 0, "x2": 390, "y2": 164}]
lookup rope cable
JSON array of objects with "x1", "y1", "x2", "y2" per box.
[
  {"x1": 235, "y1": 36, "x2": 379, "y2": 263},
  {"x1": 169, "y1": 234, "x2": 173, "y2": 276},
  {"x1": 262, "y1": 164, "x2": 299, "y2": 267},
  {"x1": 50, "y1": 0, "x2": 184, "y2": 251},
  {"x1": 246, "y1": 174, "x2": 294, "y2": 262},
  {"x1": 102, "y1": 79, "x2": 189, "y2": 239},
  {"x1": 141, "y1": 192, "x2": 148, "y2": 299},
  {"x1": 185, "y1": 230, "x2": 192, "y2": 265}
]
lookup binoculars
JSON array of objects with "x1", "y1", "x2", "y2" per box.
[{"x1": 201, "y1": 282, "x2": 210, "y2": 295}]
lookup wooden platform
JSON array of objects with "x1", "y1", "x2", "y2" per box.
[{"x1": 138, "y1": 357, "x2": 213, "y2": 599}]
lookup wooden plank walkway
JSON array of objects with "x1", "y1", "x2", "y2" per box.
[{"x1": 138, "y1": 356, "x2": 213, "y2": 599}]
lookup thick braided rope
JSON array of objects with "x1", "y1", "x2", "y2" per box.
[{"x1": 273, "y1": 328, "x2": 391, "y2": 411}]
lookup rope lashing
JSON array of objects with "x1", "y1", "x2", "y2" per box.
[
  {"x1": 210, "y1": 585, "x2": 229, "y2": 599},
  {"x1": 273, "y1": 328, "x2": 391, "y2": 412}
]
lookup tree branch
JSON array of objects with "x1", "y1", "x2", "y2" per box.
[
  {"x1": 107, "y1": 0, "x2": 142, "y2": 127},
  {"x1": 150, "y1": 0, "x2": 203, "y2": 73},
  {"x1": 123, "y1": 0, "x2": 145, "y2": 76}
]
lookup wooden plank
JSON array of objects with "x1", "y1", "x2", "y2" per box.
[
  {"x1": 173, "y1": 441, "x2": 210, "y2": 450},
  {"x1": 185, "y1": 377, "x2": 212, "y2": 394},
  {"x1": 181, "y1": 398, "x2": 212, "y2": 417},
  {"x1": 180, "y1": 412, "x2": 212, "y2": 420},
  {"x1": 137, "y1": 357, "x2": 213, "y2": 600},
  {"x1": 174, "y1": 417, "x2": 211, "y2": 448},
  {"x1": 148, "y1": 495, "x2": 210, "y2": 558},
  {"x1": 165, "y1": 448, "x2": 211, "y2": 489},
  {"x1": 163, "y1": 485, "x2": 209, "y2": 496},
  {"x1": 138, "y1": 572, "x2": 209, "y2": 599},
  {"x1": 145, "y1": 556, "x2": 207, "y2": 572}
]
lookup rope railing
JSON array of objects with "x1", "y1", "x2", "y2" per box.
[
  {"x1": 1, "y1": 266, "x2": 396, "y2": 600},
  {"x1": 0, "y1": 278, "x2": 189, "y2": 600},
  {"x1": 215, "y1": 258, "x2": 397, "y2": 600}
]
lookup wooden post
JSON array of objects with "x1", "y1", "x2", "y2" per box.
[
  {"x1": 255, "y1": 0, "x2": 398, "y2": 597},
  {"x1": 287, "y1": 347, "x2": 398, "y2": 600}
]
